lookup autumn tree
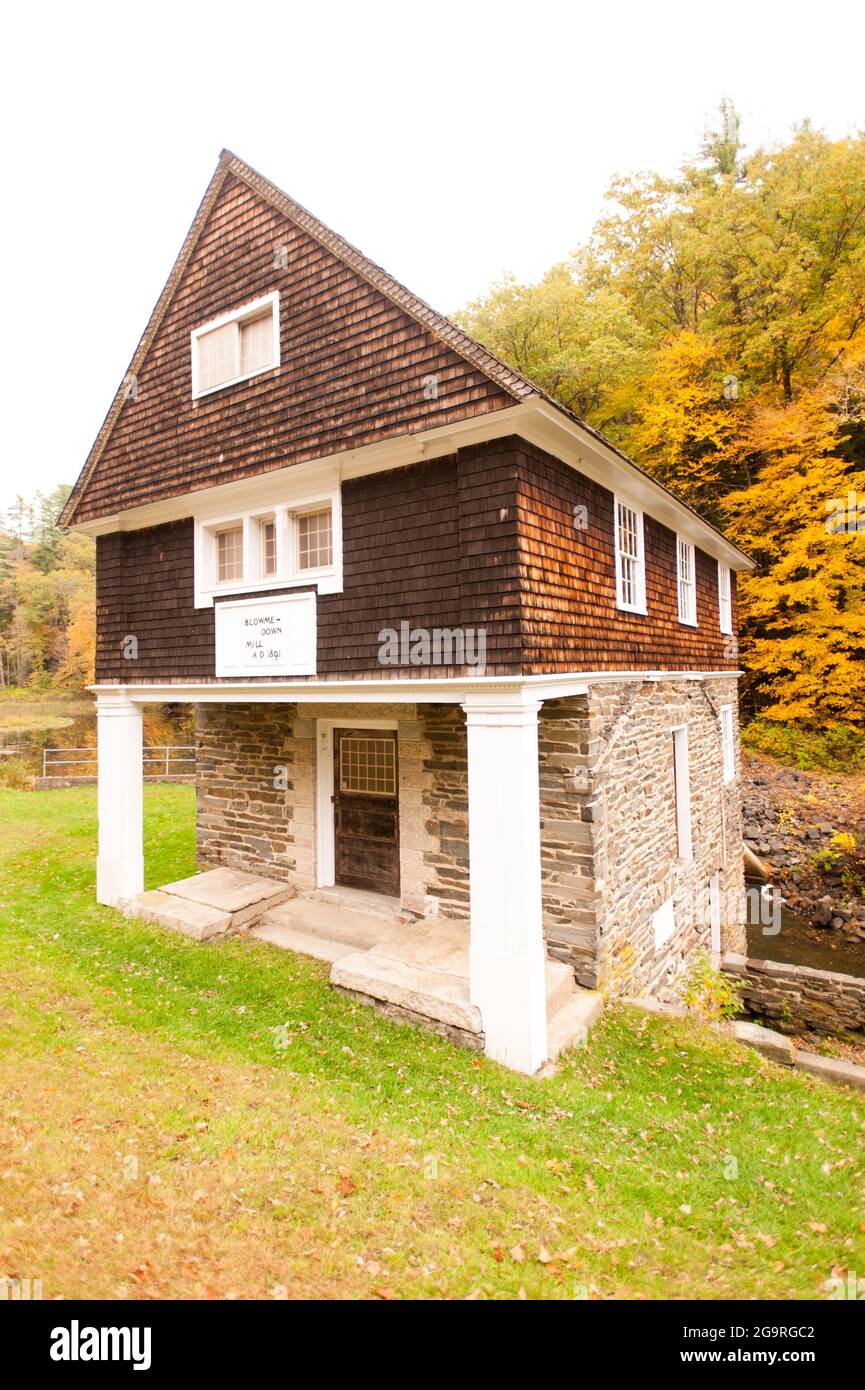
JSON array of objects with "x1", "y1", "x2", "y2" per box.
[{"x1": 457, "y1": 108, "x2": 865, "y2": 729}]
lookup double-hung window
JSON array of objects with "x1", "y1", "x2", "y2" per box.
[
  {"x1": 718, "y1": 562, "x2": 733, "y2": 635},
  {"x1": 191, "y1": 292, "x2": 280, "y2": 397},
  {"x1": 676, "y1": 537, "x2": 697, "y2": 626},
  {"x1": 614, "y1": 497, "x2": 646, "y2": 613}
]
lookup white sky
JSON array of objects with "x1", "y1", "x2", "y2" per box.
[{"x1": 1, "y1": 0, "x2": 863, "y2": 517}]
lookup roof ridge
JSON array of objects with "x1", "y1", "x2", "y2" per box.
[
  {"x1": 220, "y1": 150, "x2": 540, "y2": 406},
  {"x1": 60, "y1": 150, "x2": 538, "y2": 526}
]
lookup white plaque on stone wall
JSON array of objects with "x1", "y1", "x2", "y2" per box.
[{"x1": 215, "y1": 592, "x2": 317, "y2": 677}]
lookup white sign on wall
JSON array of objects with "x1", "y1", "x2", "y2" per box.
[{"x1": 215, "y1": 592, "x2": 317, "y2": 677}]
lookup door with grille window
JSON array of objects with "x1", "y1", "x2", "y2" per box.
[{"x1": 333, "y1": 729, "x2": 400, "y2": 896}]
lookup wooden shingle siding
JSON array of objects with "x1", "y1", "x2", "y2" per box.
[
  {"x1": 95, "y1": 438, "x2": 737, "y2": 684},
  {"x1": 516, "y1": 441, "x2": 737, "y2": 671},
  {"x1": 77, "y1": 175, "x2": 513, "y2": 525},
  {"x1": 96, "y1": 520, "x2": 213, "y2": 682},
  {"x1": 96, "y1": 442, "x2": 522, "y2": 682}
]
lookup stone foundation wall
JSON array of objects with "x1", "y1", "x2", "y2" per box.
[
  {"x1": 196, "y1": 704, "x2": 298, "y2": 883},
  {"x1": 536, "y1": 679, "x2": 746, "y2": 995},
  {"x1": 418, "y1": 705, "x2": 470, "y2": 919},
  {"x1": 196, "y1": 680, "x2": 747, "y2": 1000},
  {"x1": 592, "y1": 676, "x2": 746, "y2": 997},
  {"x1": 538, "y1": 696, "x2": 605, "y2": 985},
  {"x1": 196, "y1": 701, "x2": 461, "y2": 917},
  {"x1": 722, "y1": 953, "x2": 865, "y2": 1036}
]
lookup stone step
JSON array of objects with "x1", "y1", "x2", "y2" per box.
[
  {"x1": 546, "y1": 958, "x2": 577, "y2": 1019},
  {"x1": 331, "y1": 950, "x2": 483, "y2": 1035},
  {"x1": 545, "y1": 988, "x2": 605, "y2": 1064},
  {"x1": 122, "y1": 890, "x2": 233, "y2": 942},
  {"x1": 258, "y1": 897, "x2": 397, "y2": 954},
  {"x1": 161, "y1": 867, "x2": 292, "y2": 928},
  {"x1": 309, "y1": 886, "x2": 405, "y2": 921},
  {"x1": 121, "y1": 868, "x2": 293, "y2": 942},
  {"x1": 252, "y1": 920, "x2": 356, "y2": 965}
]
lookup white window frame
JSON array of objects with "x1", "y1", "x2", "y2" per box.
[
  {"x1": 193, "y1": 470, "x2": 342, "y2": 608},
  {"x1": 718, "y1": 562, "x2": 733, "y2": 635},
  {"x1": 671, "y1": 724, "x2": 693, "y2": 862},
  {"x1": 190, "y1": 291, "x2": 280, "y2": 399},
  {"x1": 720, "y1": 705, "x2": 735, "y2": 784},
  {"x1": 676, "y1": 536, "x2": 697, "y2": 626},
  {"x1": 613, "y1": 496, "x2": 647, "y2": 614}
]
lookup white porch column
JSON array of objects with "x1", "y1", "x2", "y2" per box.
[
  {"x1": 462, "y1": 693, "x2": 548, "y2": 1073},
  {"x1": 96, "y1": 689, "x2": 144, "y2": 906}
]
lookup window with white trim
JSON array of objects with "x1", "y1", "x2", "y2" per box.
[
  {"x1": 193, "y1": 473, "x2": 342, "y2": 608},
  {"x1": 216, "y1": 526, "x2": 243, "y2": 583},
  {"x1": 191, "y1": 292, "x2": 280, "y2": 398},
  {"x1": 672, "y1": 725, "x2": 693, "y2": 861},
  {"x1": 614, "y1": 498, "x2": 646, "y2": 613},
  {"x1": 718, "y1": 562, "x2": 733, "y2": 635},
  {"x1": 676, "y1": 537, "x2": 697, "y2": 626},
  {"x1": 720, "y1": 705, "x2": 735, "y2": 783},
  {"x1": 297, "y1": 508, "x2": 333, "y2": 571},
  {"x1": 261, "y1": 519, "x2": 277, "y2": 578}
]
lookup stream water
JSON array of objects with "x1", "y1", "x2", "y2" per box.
[{"x1": 746, "y1": 887, "x2": 865, "y2": 978}]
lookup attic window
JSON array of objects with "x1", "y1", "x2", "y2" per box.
[{"x1": 191, "y1": 292, "x2": 280, "y2": 398}]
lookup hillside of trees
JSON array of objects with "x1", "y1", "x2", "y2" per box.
[
  {"x1": 459, "y1": 105, "x2": 865, "y2": 729},
  {"x1": 0, "y1": 485, "x2": 95, "y2": 690}
]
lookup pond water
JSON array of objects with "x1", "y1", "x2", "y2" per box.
[
  {"x1": 0, "y1": 705, "x2": 194, "y2": 778},
  {"x1": 746, "y1": 886, "x2": 865, "y2": 979}
]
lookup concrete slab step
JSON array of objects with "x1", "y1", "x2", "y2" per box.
[
  {"x1": 251, "y1": 920, "x2": 358, "y2": 965},
  {"x1": 331, "y1": 950, "x2": 483, "y2": 1035},
  {"x1": 121, "y1": 890, "x2": 233, "y2": 942},
  {"x1": 309, "y1": 886, "x2": 404, "y2": 921},
  {"x1": 162, "y1": 868, "x2": 291, "y2": 925},
  {"x1": 545, "y1": 989, "x2": 605, "y2": 1063},
  {"x1": 259, "y1": 898, "x2": 394, "y2": 953}
]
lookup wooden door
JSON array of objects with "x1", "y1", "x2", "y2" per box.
[{"x1": 333, "y1": 729, "x2": 400, "y2": 896}]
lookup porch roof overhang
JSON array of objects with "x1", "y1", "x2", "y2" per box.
[{"x1": 91, "y1": 668, "x2": 742, "y2": 707}]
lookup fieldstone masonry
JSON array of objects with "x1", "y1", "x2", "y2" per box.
[
  {"x1": 197, "y1": 702, "x2": 443, "y2": 916},
  {"x1": 196, "y1": 704, "x2": 296, "y2": 883},
  {"x1": 722, "y1": 952, "x2": 865, "y2": 1036},
  {"x1": 196, "y1": 678, "x2": 747, "y2": 1000}
]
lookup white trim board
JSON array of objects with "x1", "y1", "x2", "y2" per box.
[
  {"x1": 91, "y1": 668, "x2": 743, "y2": 708},
  {"x1": 70, "y1": 400, "x2": 754, "y2": 573}
]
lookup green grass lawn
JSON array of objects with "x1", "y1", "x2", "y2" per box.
[{"x1": 0, "y1": 785, "x2": 863, "y2": 1300}]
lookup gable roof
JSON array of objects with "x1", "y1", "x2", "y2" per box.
[
  {"x1": 60, "y1": 151, "x2": 752, "y2": 572},
  {"x1": 60, "y1": 150, "x2": 539, "y2": 528}
]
